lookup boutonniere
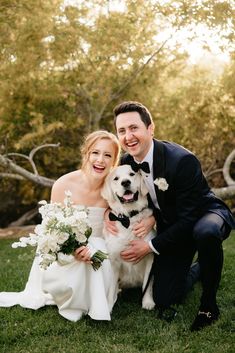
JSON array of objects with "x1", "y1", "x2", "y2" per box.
[{"x1": 154, "y1": 177, "x2": 169, "y2": 191}]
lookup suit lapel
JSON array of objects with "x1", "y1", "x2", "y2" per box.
[{"x1": 152, "y1": 139, "x2": 166, "y2": 210}]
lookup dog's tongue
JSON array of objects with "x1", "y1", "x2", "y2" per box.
[{"x1": 123, "y1": 193, "x2": 134, "y2": 201}]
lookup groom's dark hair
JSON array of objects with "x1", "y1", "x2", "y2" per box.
[{"x1": 113, "y1": 101, "x2": 153, "y2": 128}]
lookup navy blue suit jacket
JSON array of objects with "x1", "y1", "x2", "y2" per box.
[{"x1": 121, "y1": 139, "x2": 235, "y2": 254}]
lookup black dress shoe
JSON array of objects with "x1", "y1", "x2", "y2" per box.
[{"x1": 190, "y1": 309, "x2": 219, "y2": 331}]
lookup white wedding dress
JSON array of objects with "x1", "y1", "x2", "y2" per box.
[{"x1": 0, "y1": 207, "x2": 118, "y2": 321}]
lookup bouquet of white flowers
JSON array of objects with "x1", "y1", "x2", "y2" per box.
[{"x1": 12, "y1": 191, "x2": 108, "y2": 270}]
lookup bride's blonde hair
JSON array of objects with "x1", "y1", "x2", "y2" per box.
[{"x1": 80, "y1": 130, "x2": 121, "y2": 170}]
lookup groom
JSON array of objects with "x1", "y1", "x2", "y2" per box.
[{"x1": 111, "y1": 101, "x2": 235, "y2": 331}]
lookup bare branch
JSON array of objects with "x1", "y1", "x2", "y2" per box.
[
  {"x1": 0, "y1": 173, "x2": 25, "y2": 180},
  {"x1": 5, "y1": 143, "x2": 60, "y2": 177},
  {"x1": 209, "y1": 149, "x2": 235, "y2": 200},
  {"x1": 205, "y1": 168, "x2": 223, "y2": 178},
  {"x1": 29, "y1": 143, "x2": 60, "y2": 159},
  {"x1": 212, "y1": 185, "x2": 235, "y2": 200},
  {"x1": 204, "y1": 160, "x2": 217, "y2": 176},
  {"x1": 9, "y1": 207, "x2": 39, "y2": 227},
  {"x1": 5, "y1": 152, "x2": 38, "y2": 175},
  {"x1": 223, "y1": 149, "x2": 235, "y2": 185},
  {"x1": 0, "y1": 154, "x2": 54, "y2": 187}
]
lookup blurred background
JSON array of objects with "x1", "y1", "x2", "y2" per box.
[{"x1": 0, "y1": 0, "x2": 234, "y2": 227}]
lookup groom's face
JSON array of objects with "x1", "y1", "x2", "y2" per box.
[{"x1": 115, "y1": 111, "x2": 153, "y2": 162}]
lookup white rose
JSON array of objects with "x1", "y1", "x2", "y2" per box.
[
  {"x1": 19, "y1": 236, "x2": 30, "y2": 244},
  {"x1": 15, "y1": 242, "x2": 27, "y2": 248},
  {"x1": 27, "y1": 237, "x2": 38, "y2": 246},
  {"x1": 55, "y1": 212, "x2": 65, "y2": 223},
  {"x1": 56, "y1": 232, "x2": 70, "y2": 244},
  {"x1": 38, "y1": 200, "x2": 47, "y2": 205},
  {"x1": 34, "y1": 224, "x2": 44, "y2": 236},
  {"x1": 12, "y1": 242, "x2": 21, "y2": 248},
  {"x1": 154, "y1": 177, "x2": 169, "y2": 191},
  {"x1": 72, "y1": 228, "x2": 87, "y2": 243},
  {"x1": 38, "y1": 236, "x2": 59, "y2": 254},
  {"x1": 65, "y1": 215, "x2": 76, "y2": 225}
]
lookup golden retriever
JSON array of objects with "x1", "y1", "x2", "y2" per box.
[{"x1": 102, "y1": 164, "x2": 155, "y2": 310}]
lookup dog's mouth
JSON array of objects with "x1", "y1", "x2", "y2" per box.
[{"x1": 117, "y1": 190, "x2": 139, "y2": 204}]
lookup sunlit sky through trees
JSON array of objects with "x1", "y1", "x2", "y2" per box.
[{"x1": 64, "y1": 0, "x2": 233, "y2": 70}]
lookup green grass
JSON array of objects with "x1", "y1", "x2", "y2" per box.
[{"x1": 0, "y1": 233, "x2": 234, "y2": 353}]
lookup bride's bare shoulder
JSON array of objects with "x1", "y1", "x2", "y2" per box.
[
  {"x1": 51, "y1": 170, "x2": 82, "y2": 202},
  {"x1": 54, "y1": 170, "x2": 81, "y2": 186}
]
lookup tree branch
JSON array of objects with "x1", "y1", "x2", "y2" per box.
[
  {"x1": 223, "y1": 149, "x2": 235, "y2": 186},
  {"x1": 0, "y1": 143, "x2": 59, "y2": 187},
  {"x1": 205, "y1": 168, "x2": 223, "y2": 179},
  {"x1": 0, "y1": 154, "x2": 54, "y2": 187},
  {"x1": 0, "y1": 173, "x2": 25, "y2": 180},
  {"x1": 5, "y1": 152, "x2": 39, "y2": 175},
  {"x1": 8, "y1": 207, "x2": 39, "y2": 227},
  {"x1": 212, "y1": 185, "x2": 235, "y2": 200}
]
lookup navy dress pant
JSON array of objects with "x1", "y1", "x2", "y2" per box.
[{"x1": 152, "y1": 213, "x2": 230, "y2": 311}]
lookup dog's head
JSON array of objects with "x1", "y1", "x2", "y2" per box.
[{"x1": 101, "y1": 164, "x2": 148, "y2": 212}]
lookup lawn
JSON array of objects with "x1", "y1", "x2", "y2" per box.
[{"x1": 0, "y1": 232, "x2": 234, "y2": 353}]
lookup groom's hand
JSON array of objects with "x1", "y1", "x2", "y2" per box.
[
  {"x1": 104, "y1": 208, "x2": 118, "y2": 235},
  {"x1": 132, "y1": 215, "x2": 156, "y2": 238},
  {"x1": 120, "y1": 239, "x2": 152, "y2": 263}
]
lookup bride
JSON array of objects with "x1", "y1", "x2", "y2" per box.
[{"x1": 0, "y1": 130, "x2": 121, "y2": 321}]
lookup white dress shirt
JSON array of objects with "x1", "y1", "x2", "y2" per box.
[{"x1": 134, "y1": 141, "x2": 160, "y2": 254}]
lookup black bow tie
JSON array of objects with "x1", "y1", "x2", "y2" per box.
[
  {"x1": 130, "y1": 160, "x2": 150, "y2": 174},
  {"x1": 109, "y1": 212, "x2": 130, "y2": 228}
]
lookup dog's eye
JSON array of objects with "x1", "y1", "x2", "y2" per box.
[
  {"x1": 113, "y1": 176, "x2": 119, "y2": 181},
  {"x1": 129, "y1": 172, "x2": 135, "y2": 176}
]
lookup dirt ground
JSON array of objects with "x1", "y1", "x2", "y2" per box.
[{"x1": 0, "y1": 225, "x2": 36, "y2": 239}]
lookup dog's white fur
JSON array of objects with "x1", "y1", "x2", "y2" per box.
[{"x1": 101, "y1": 164, "x2": 155, "y2": 310}]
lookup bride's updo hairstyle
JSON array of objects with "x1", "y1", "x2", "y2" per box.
[{"x1": 81, "y1": 130, "x2": 121, "y2": 170}]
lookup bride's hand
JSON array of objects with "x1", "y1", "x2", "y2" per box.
[
  {"x1": 132, "y1": 215, "x2": 156, "y2": 238},
  {"x1": 74, "y1": 246, "x2": 92, "y2": 263}
]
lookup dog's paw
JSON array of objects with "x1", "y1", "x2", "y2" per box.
[{"x1": 142, "y1": 298, "x2": 155, "y2": 310}]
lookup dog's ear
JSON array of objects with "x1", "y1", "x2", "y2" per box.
[
  {"x1": 101, "y1": 174, "x2": 116, "y2": 203},
  {"x1": 139, "y1": 173, "x2": 149, "y2": 196}
]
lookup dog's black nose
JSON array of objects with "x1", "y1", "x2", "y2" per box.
[{"x1": 121, "y1": 179, "x2": 131, "y2": 188}]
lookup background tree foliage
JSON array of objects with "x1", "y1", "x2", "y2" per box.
[{"x1": 0, "y1": 0, "x2": 234, "y2": 226}]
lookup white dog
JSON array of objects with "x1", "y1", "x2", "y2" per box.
[{"x1": 101, "y1": 164, "x2": 155, "y2": 310}]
